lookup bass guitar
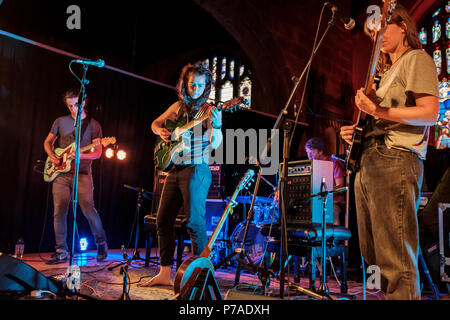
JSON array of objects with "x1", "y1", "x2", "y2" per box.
[
  {"x1": 173, "y1": 169, "x2": 255, "y2": 300},
  {"x1": 345, "y1": 0, "x2": 397, "y2": 173},
  {"x1": 43, "y1": 137, "x2": 116, "y2": 182},
  {"x1": 154, "y1": 97, "x2": 247, "y2": 172}
]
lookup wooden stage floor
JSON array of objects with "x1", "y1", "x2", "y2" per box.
[{"x1": 7, "y1": 248, "x2": 450, "y2": 301}]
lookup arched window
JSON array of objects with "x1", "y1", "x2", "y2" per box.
[
  {"x1": 419, "y1": 2, "x2": 450, "y2": 149},
  {"x1": 203, "y1": 55, "x2": 252, "y2": 108}
]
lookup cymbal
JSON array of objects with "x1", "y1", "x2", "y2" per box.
[{"x1": 233, "y1": 196, "x2": 273, "y2": 205}]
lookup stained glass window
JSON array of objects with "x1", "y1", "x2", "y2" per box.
[
  {"x1": 220, "y1": 57, "x2": 227, "y2": 80},
  {"x1": 239, "y1": 77, "x2": 252, "y2": 107},
  {"x1": 420, "y1": 2, "x2": 450, "y2": 149},
  {"x1": 447, "y1": 18, "x2": 450, "y2": 39},
  {"x1": 212, "y1": 56, "x2": 218, "y2": 81},
  {"x1": 202, "y1": 55, "x2": 252, "y2": 107},
  {"x1": 432, "y1": 20, "x2": 441, "y2": 43},
  {"x1": 447, "y1": 45, "x2": 450, "y2": 74},
  {"x1": 229, "y1": 60, "x2": 235, "y2": 80},
  {"x1": 219, "y1": 81, "x2": 233, "y2": 102},
  {"x1": 434, "y1": 47, "x2": 442, "y2": 75},
  {"x1": 419, "y1": 27, "x2": 427, "y2": 45}
]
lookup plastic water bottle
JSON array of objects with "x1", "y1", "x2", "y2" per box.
[{"x1": 14, "y1": 237, "x2": 24, "y2": 259}]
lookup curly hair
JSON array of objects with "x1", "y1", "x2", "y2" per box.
[{"x1": 176, "y1": 61, "x2": 213, "y2": 114}]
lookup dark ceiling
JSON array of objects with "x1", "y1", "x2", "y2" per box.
[{"x1": 0, "y1": 0, "x2": 237, "y2": 74}]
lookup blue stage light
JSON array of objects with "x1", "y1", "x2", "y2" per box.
[{"x1": 80, "y1": 238, "x2": 88, "y2": 251}]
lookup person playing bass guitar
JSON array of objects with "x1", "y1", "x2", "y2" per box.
[
  {"x1": 340, "y1": 4, "x2": 439, "y2": 299},
  {"x1": 139, "y1": 62, "x2": 223, "y2": 287}
]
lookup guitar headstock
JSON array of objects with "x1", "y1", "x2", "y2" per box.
[
  {"x1": 381, "y1": 0, "x2": 397, "y2": 28},
  {"x1": 237, "y1": 169, "x2": 255, "y2": 192},
  {"x1": 218, "y1": 96, "x2": 249, "y2": 113},
  {"x1": 101, "y1": 137, "x2": 116, "y2": 147}
]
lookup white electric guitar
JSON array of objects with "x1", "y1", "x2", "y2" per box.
[{"x1": 43, "y1": 137, "x2": 116, "y2": 182}]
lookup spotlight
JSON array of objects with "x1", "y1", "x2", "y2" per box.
[
  {"x1": 105, "y1": 148, "x2": 114, "y2": 159},
  {"x1": 80, "y1": 237, "x2": 88, "y2": 251},
  {"x1": 117, "y1": 150, "x2": 127, "y2": 160}
]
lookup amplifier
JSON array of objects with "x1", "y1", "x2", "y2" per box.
[
  {"x1": 152, "y1": 165, "x2": 223, "y2": 212},
  {"x1": 280, "y1": 159, "x2": 333, "y2": 225}
]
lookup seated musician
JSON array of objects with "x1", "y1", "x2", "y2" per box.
[{"x1": 304, "y1": 137, "x2": 346, "y2": 225}]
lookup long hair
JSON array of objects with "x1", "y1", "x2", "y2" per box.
[
  {"x1": 176, "y1": 61, "x2": 213, "y2": 114},
  {"x1": 365, "y1": 4, "x2": 422, "y2": 74}
]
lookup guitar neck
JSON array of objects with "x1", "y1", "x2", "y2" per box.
[
  {"x1": 79, "y1": 140, "x2": 101, "y2": 153},
  {"x1": 180, "y1": 113, "x2": 210, "y2": 132},
  {"x1": 200, "y1": 188, "x2": 240, "y2": 258}
]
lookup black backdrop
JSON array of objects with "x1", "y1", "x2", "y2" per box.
[{"x1": 0, "y1": 33, "x2": 176, "y2": 254}]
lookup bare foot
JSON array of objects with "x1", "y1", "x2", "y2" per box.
[{"x1": 138, "y1": 266, "x2": 172, "y2": 287}]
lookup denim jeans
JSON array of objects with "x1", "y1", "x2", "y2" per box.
[
  {"x1": 354, "y1": 136, "x2": 423, "y2": 300},
  {"x1": 156, "y1": 164, "x2": 212, "y2": 266},
  {"x1": 52, "y1": 173, "x2": 107, "y2": 253}
]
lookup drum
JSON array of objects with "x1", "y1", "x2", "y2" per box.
[
  {"x1": 253, "y1": 204, "x2": 279, "y2": 226},
  {"x1": 231, "y1": 221, "x2": 267, "y2": 263}
]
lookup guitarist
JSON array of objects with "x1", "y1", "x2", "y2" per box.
[
  {"x1": 340, "y1": 4, "x2": 439, "y2": 299},
  {"x1": 139, "y1": 62, "x2": 222, "y2": 287},
  {"x1": 43, "y1": 89, "x2": 108, "y2": 264}
]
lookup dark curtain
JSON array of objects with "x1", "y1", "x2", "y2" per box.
[{"x1": 0, "y1": 34, "x2": 176, "y2": 253}]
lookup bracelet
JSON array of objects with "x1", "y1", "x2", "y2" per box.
[{"x1": 212, "y1": 124, "x2": 222, "y2": 129}]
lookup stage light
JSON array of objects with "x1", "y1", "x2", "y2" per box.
[
  {"x1": 117, "y1": 150, "x2": 127, "y2": 160},
  {"x1": 105, "y1": 148, "x2": 114, "y2": 159},
  {"x1": 80, "y1": 238, "x2": 88, "y2": 251}
]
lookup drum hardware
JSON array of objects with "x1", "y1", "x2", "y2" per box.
[
  {"x1": 213, "y1": 163, "x2": 275, "y2": 293},
  {"x1": 108, "y1": 184, "x2": 154, "y2": 272}
]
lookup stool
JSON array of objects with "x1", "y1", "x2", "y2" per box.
[
  {"x1": 143, "y1": 214, "x2": 190, "y2": 270},
  {"x1": 260, "y1": 223, "x2": 351, "y2": 294}
]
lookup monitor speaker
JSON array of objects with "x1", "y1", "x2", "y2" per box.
[{"x1": 0, "y1": 253, "x2": 60, "y2": 297}]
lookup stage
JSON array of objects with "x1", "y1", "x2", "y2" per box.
[{"x1": 5, "y1": 248, "x2": 448, "y2": 301}]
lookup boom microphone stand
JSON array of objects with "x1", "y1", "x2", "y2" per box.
[{"x1": 260, "y1": 6, "x2": 340, "y2": 299}]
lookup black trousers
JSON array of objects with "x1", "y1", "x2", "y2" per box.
[{"x1": 156, "y1": 164, "x2": 212, "y2": 266}]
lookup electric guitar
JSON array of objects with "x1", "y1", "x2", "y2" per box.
[
  {"x1": 154, "y1": 97, "x2": 247, "y2": 172},
  {"x1": 345, "y1": 0, "x2": 397, "y2": 173},
  {"x1": 43, "y1": 137, "x2": 116, "y2": 182},
  {"x1": 173, "y1": 169, "x2": 255, "y2": 299}
]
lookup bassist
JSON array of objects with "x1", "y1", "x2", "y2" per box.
[{"x1": 139, "y1": 62, "x2": 222, "y2": 287}]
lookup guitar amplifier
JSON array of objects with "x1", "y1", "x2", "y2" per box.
[
  {"x1": 152, "y1": 165, "x2": 223, "y2": 213},
  {"x1": 280, "y1": 159, "x2": 333, "y2": 225}
]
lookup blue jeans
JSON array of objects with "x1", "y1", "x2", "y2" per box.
[
  {"x1": 52, "y1": 173, "x2": 107, "y2": 253},
  {"x1": 156, "y1": 164, "x2": 212, "y2": 266},
  {"x1": 354, "y1": 136, "x2": 423, "y2": 300}
]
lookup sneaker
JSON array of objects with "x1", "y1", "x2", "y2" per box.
[
  {"x1": 96, "y1": 243, "x2": 108, "y2": 262},
  {"x1": 46, "y1": 251, "x2": 68, "y2": 265}
]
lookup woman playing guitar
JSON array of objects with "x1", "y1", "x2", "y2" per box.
[
  {"x1": 139, "y1": 62, "x2": 222, "y2": 287},
  {"x1": 340, "y1": 3, "x2": 439, "y2": 299}
]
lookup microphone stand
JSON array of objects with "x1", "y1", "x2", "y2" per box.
[
  {"x1": 108, "y1": 184, "x2": 153, "y2": 272},
  {"x1": 260, "y1": 8, "x2": 339, "y2": 299},
  {"x1": 67, "y1": 62, "x2": 90, "y2": 295},
  {"x1": 309, "y1": 183, "x2": 348, "y2": 298}
]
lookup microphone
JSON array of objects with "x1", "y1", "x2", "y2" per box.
[
  {"x1": 72, "y1": 58, "x2": 105, "y2": 68},
  {"x1": 325, "y1": 2, "x2": 355, "y2": 30}
]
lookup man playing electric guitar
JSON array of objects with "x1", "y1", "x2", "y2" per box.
[
  {"x1": 139, "y1": 62, "x2": 223, "y2": 287},
  {"x1": 43, "y1": 89, "x2": 108, "y2": 264}
]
